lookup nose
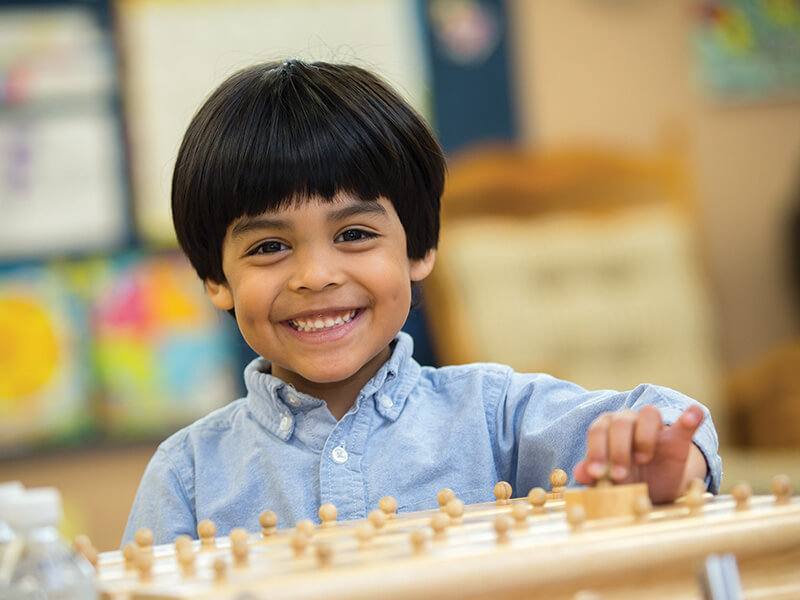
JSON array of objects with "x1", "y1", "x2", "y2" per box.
[{"x1": 288, "y1": 245, "x2": 344, "y2": 292}]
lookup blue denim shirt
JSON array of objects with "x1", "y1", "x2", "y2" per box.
[{"x1": 122, "y1": 332, "x2": 721, "y2": 545}]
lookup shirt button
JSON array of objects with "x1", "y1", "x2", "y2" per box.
[
  {"x1": 331, "y1": 446, "x2": 348, "y2": 464},
  {"x1": 279, "y1": 416, "x2": 292, "y2": 431},
  {"x1": 285, "y1": 392, "x2": 300, "y2": 407},
  {"x1": 379, "y1": 395, "x2": 393, "y2": 409}
]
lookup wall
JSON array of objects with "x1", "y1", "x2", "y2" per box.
[{"x1": 509, "y1": 0, "x2": 800, "y2": 368}]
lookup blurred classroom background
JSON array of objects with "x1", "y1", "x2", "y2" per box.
[{"x1": 1, "y1": 0, "x2": 800, "y2": 551}]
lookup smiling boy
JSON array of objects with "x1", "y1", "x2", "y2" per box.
[{"x1": 122, "y1": 60, "x2": 721, "y2": 545}]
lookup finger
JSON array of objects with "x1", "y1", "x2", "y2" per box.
[
  {"x1": 585, "y1": 413, "x2": 613, "y2": 479},
  {"x1": 633, "y1": 405, "x2": 663, "y2": 465},
  {"x1": 608, "y1": 409, "x2": 637, "y2": 481},
  {"x1": 573, "y1": 461, "x2": 592, "y2": 485},
  {"x1": 666, "y1": 404, "x2": 705, "y2": 442}
]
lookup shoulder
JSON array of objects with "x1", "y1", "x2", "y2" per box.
[{"x1": 156, "y1": 397, "x2": 251, "y2": 458}]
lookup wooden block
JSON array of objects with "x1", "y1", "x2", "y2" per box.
[{"x1": 564, "y1": 482, "x2": 649, "y2": 520}]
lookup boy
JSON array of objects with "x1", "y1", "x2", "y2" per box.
[{"x1": 123, "y1": 59, "x2": 721, "y2": 545}]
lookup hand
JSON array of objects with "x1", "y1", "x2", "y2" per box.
[{"x1": 573, "y1": 404, "x2": 708, "y2": 504}]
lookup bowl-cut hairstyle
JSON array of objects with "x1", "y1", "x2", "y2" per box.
[{"x1": 171, "y1": 59, "x2": 446, "y2": 284}]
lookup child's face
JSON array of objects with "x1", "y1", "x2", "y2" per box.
[{"x1": 205, "y1": 194, "x2": 435, "y2": 392}]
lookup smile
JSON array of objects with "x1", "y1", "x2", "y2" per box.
[{"x1": 287, "y1": 309, "x2": 359, "y2": 332}]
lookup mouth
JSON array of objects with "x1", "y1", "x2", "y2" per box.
[{"x1": 286, "y1": 308, "x2": 360, "y2": 333}]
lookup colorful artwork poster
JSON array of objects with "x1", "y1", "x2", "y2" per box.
[
  {"x1": 86, "y1": 251, "x2": 239, "y2": 440},
  {"x1": 695, "y1": 0, "x2": 800, "y2": 101},
  {"x1": 0, "y1": 263, "x2": 93, "y2": 454}
]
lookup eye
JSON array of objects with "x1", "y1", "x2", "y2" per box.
[
  {"x1": 335, "y1": 229, "x2": 377, "y2": 243},
  {"x1": 249, "y1": 240, "x2": 289, "y2": 255}
]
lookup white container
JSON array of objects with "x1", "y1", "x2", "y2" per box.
[{"x1": 1, "y1": 487, "x2": 96, "y2": 600}]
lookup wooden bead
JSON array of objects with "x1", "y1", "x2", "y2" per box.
[
  {"x1": 772, "y1": 474, "x2": 792, "y2": 505},
  {"x1": 259, "y1": 510, "x2": 278, "y2": 536},
  {"x1": 134, "y1": 528, "x2": 154, "y2": 553},
  {"x1": 445, "y1": 498, "x2": 465, "y2": 523},
  {"x1": 493, "y1": 515, "x2": 512, "y2": 544},
  {"x1": 510, "y1": 502, "x2": 529, "y2": 528},
  {"x1": 437, "y1": 488, "x2": 455, "y2": 510},
  {"x1": 731, "y1": 482, "x2": 752, "y2": 511},
  {"x1": 368, "y1": 509, "x2": 387, "y2": 530},
  {"x1": 430, "y1": 512, "x2": 449, "y2": 540},
  {"x1": 410, "y1": 529, "x2": 428, "y2": 555},
  {"x1": 296, "y1": 519, "x2": 316, "y2": 538},
  {"x1": 319, "y1": 503, "x2": 338, "y2": 527},
  {"x1": 379, "y1": 496, "x2": 397, "y2": 518},
  {"x1": 197, "y1": 519, "x2": 217, "y2": 549},
  {"x1": 494, "y1": 481, "x2": 512, "y2": 505},
  {"x1": 550, "y1": 469, "x2": 568, "y2": 494},
  {"x1": 175, "y1": 537, "x2": 195, "y2": 578},
  {"x1": 528, "y1": 487, "x2": 547, "y2": 514}
]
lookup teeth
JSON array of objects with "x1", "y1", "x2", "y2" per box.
[{"x1": 290, "y1": 310, "x2": 356, "y2": 332}]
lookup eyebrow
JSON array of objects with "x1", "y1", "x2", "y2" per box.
[{"x1": 230, "y1": 201, "x2": 389, "y2": 240}]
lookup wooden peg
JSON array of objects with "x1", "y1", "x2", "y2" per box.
[
  {"x1": 772, "y1": 474, "x2": 792, "y2": 505},
  {"x1": 134, "y1": 528, "x2": 154, "y2": 555},
  {"x1": 633, "y1": 495, "x2": 652, "y2": 522},
  {"x1": 259, "y1": 510, "x2": 278, "y2": 537},
  {"x1": 71, "y1": 534, "x2": 98, "y2": 568},
  {"x1": 494, "y1": 481, "x2": 512, "y2": 505},
  {"x1": 175, "y1": 538, "x2": 195, "y2": 578},
  {"x1": 197, "y1": 519, "x2": 217, "y2": 549},
  {"x1": 437, "y1": 488, "x2": 455, "y2": 510},
  {"x1": 686, "y1": 486, "x2": 705, "y2": 516},
  {"x1": 494, "y1": 515, "x2": 512, "y2": 544},
  {"x1": 296, "y1": 519, "x2": 316, "y2": 538},
  {"x1": 319, "y1": 503, "x2": 338, "y2": 528},
  {"x1": 510, "y1": 502, "x2": 529, "y2": 529},
  {"x1": 229, "y1": 527, "x2": 249, "y2": 568},
  {"x1": 567, "y1": 504, "x2": 586, "y2": 532},
  {"x1": 315, "y1": 540, "x2": 334, "y2": 567},
  {"x1": 212, "y1": 558, "x2": 227, "y2": 584},
  {"x1": 731, "y1": 482, "x2": 752, "y2": 511},
  {"x1": 430, "y1": 512, "x2": 449, "y2": 541},
  {"x1": 122, "y1": 542, "x2": 138, "y2": 571},
  {"x1": 550, "y1": 469, "x2": 568, "y2": 496},
  {"x1": 410, "y1": 529, "x2": 428, "y2": 555},
  {"x1": 528, "y1": 487, "x2": 547, "y2": 514},
  {"x1": 445, "y1": 498, "x2": 465, "y2": 524},
  {"x1": 379, "y1": 496, "x2": 398, "y2": 519},
  {"x1": 290, "y1": 532, "x2": 310, "y2": 558},
  {"x1": 368, "y1": 509, "x2": 387, "y2": 531},
  {"x1": 134, "y1": 549, "x2": 153, "y2": 583},
  {"x1": 355, "y1": 522, "x2": 375, "y2": 548}
]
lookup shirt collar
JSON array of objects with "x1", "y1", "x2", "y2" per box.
[{"x1": 243, "y1": 332, "x2": 421, "y2": 438}]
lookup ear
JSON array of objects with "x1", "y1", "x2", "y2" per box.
[
  {"x1": 409, "y1": 249, "x2": 436, "y2": 282},
  {"x1": 205, "y1": 279, "x2": 235, "y2": 311}
]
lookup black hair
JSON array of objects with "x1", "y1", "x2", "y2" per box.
[{"x1": 171, "y1": 59, "x2": 445, "y2": 284}]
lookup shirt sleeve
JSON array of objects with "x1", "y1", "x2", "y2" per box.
[
  {"x1": 490, "y1": 371, "x2": 722, "y2": 496},
  {"x1": 121, "y1": 447, "x2": 197, "y2": 547}
]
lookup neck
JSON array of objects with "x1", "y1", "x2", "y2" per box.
[{"x1": 271, "y1": 345, "x2": 393, "y2": 420}]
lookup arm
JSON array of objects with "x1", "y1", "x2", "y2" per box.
[{"x1": 121, "y1": 448, "x2": 196, "y2": 547}]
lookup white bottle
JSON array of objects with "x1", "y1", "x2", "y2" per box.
[{"x1": 2, "y1": 487, "x2": 96, "y2": 600}]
